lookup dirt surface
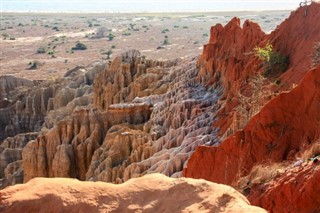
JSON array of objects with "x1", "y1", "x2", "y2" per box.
[
  {"x1": 0, "y1": 11, "x2": 290, "y2": 80},
  {"x1": 0, "y1": 173, "x2": 267, "y2": 213}
]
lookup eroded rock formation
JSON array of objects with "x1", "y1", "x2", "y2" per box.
[
  {"x1": 0, "y1": 61, "x2": 106, "y2": 188},
  {"x1": 22, "y1": 50, "x2": 220, "y2": 184},
  {"x1": 1, "y1": 2, "x2": 319, "y2": 213},
  {"x1": 0, "y1": 133, "x2": 38, "y2": 188}
]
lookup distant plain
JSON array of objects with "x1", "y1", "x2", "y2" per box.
[{"x1": 0, "y1": 11, "x2": 290, "y2": 80}]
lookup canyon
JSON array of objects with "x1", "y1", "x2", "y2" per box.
[{"x1": 1, "y1": 2, "x2": 320, "y2": 213}]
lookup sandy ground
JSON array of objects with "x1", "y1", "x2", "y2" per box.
[
  {"x1": 0, "y1": 11, "x2": 290, "y2": 80},
  {"x1": 0, "y1": 173, "x2": 267, "y2": 213}
]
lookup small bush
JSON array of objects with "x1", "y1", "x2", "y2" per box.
[
  {"x1": 161, "y1": 29, "x2": 169, "y2": 33},
  {"x1": 102, "y1": 49, "x2": 113, "y2": 59},
  {"x1": 47, "y1": 50, "x2": 55, "y2": 55},
  {"x1": 2, "y1": 33, "x2": 10, "y2": 40},
  {"x1": 37, "y1": 46, "x2": 47, "y2": 54},
  {"x1": 27, "y1": 61, "x2": 43, "y2": 70},
  {"x1": 108, "y1": 33, "x2": 115, "y2": 41},
  {"x1": 254, "y1": 42, "x2": 288, "y2": 77},
  {"x1": 162, "y1": 37, "x2": 170, "y2": 45},
  {"x1": 52, "y1": 26, "x2": 59, "y2": 31},
  {"x1": 122, "y1": 31, "x2": 131, "y2": 36},
  {"x1": 72, "y1": 42, "x2": 87, "y2": 50}
]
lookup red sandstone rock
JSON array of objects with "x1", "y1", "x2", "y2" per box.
[
  {"x1": 248, "y1": 162, "x2": 320, "y2": 213},
  {"x1": 184, "y1": 65, "x2": 320, "y2": 184},
  {"x1": 270, "y1": 2, "x2": 320, "y2": 84}
]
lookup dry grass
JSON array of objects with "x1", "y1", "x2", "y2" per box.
[
  {"x1": 300, "y1": 141, "x2": 320, "y2": 161},
  {"x1": 312, "y1": 42, "x2": 320, "y2": 68},
  {"x1": 229, "y1": 75, "x2": 276, "y2": 134},
  {"x1": 236, "y1": 162, "x2": 288, "y2": 194}
]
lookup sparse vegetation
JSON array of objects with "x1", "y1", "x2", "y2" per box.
[
  {"x1": 300, "y1": 140, "x2": 320, "y2": 161},
  {"x1": 253, "y1": 42, "x2": 289, "y2": 77},
  {"x1": 72, "y1": 42, "x2": 87, "y2": 50},
  {"x1": 311, "y1": 42, "x2": 320, "y2": 68},
  {"x1": 237, "y1": 162, "x2": 287, "y2": 195}
]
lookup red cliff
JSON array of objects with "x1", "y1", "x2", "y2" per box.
[{"x1": 185, "y1": 2, "x2": 320, "y2": 212}]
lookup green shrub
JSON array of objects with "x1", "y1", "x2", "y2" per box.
[
  {"x1": 254, "y1": 42, "x2": 288, "y2": 77},
  {"x1": 72, "y1": 42, "x2": 87, "y2": 50},
  {"x1": 108, "y1": 33, "x2": 115, "y2": 41},
  {"x1": 47, "y1": 50, "x2": 55, "y2": 55}
]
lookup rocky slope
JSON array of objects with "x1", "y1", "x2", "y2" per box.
[
  {"x1": 184, "y1": 65, "x2": 320, "y2": 184},
  {"x1": 0, "y1": 173, "x2": 266, "y2": 213}
]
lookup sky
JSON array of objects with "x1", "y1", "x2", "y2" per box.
[{"x1": 0, "y1": 0, "x2": 304, "y2": 13}]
